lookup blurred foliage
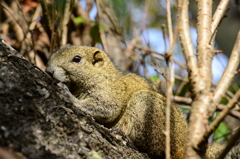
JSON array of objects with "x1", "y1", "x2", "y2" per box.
[
  {"x1": 73, "y1": 17, "x2": 87, "y2": 24},
  {"x1": 180, "y1": 107, "x2": 191, "y2": 114},
  {"x1": 214, "y1": 122, "x2": 229, "y2": 143},
  {"x1": 90, "y1": 23, "x2": 103, "y2": 43},
  {"x1": 220, "y1": 97, "x2": 229, "y2": 105},
  {"x1": 149, "y1": 75, "x2": 159, "y2": 83},
  {"x1": 40, "y1": 0, "x2": 74, "y2": 28}
]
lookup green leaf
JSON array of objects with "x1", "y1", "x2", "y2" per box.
[
  {"x1": 180, "y1": 106, "x2": 190, "y2": 114},
  {"x1": 220, "y1": 97, "x2": 228, "y2": 105},
  {"x1": 178, "y1": 83, "x2": 189, "y2": 96},
  {"x1": 213, "y1": 122, "x2": 229, "y2": 143},
  {"x1": 90, "y1": 25, "x2": 102, "y2": 43},
  {"x1": 73, "y1": 17, "x2": 86, "y2": 24},
  {"x1": 149, "y1": 75, "x2": 159, "y2": 83},
  {"x1": 99, "y1": 24, "x2": 105, "y2": 30}
]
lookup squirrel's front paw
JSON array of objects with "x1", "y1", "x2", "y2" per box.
[
  {"x1": 57, "y1": 82, "x2": 74, "y2": 100},
  {"x1": 57, "y1": 82, "x2": 82, "y2": 108}
]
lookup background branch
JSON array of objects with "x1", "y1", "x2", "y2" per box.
[
  {"x1": 210, "y1": 0, "x2": 230, "y2": 44},
  {"x1": 212, "y1": 31, "x2": 240, "y2": 111}
]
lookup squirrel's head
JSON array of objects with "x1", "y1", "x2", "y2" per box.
[{"x1": 46, "y1": 46, "x2": 114, "y2": 92}]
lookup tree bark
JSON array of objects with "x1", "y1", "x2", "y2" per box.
[{"x1": 0, "y1": 40, "x2": 148, "y2": 159}]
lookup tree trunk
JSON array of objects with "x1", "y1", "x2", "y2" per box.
[{"x1": 0, "y1": 40, "x2": 148, "y2": 159}]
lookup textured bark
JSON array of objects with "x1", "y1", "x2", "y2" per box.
[{"x1": 0, "y1": 41, "x2": 148, "y2": 159}]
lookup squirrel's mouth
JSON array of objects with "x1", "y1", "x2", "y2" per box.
[{"x1": 66, "y1": 81, "x2": 79, "y2": 94}]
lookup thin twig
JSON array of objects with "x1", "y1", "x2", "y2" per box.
[
  {"x1": 61, "y1": 0, "x2": 71, "y2": 47},
  {"x1": 217, "y1": 105, "x2": 240, "y2": 119},
  {"x1": 178, "y1": 0, "x2": 198, "y2": 92},
  {"x1": 175, "y1": 79, "x2": 188, "y2": 96},
  {"x1": 204, "y1": 87, "x2": 240, "y2": 142},
  {"x1": 210, "y1": 0, "x2": 230, "y2": 44},
  {"x1": 27, "y1": 5, "x2": 42, "y2": 64},
  {"x1": 166, "y1": 0, "x2": 173, "y2": 50},
  {"x1": 212, "y1": 31, "x2": 240, "y2": 113},
  {"x1": 162, "y1": 24, "x2": 168, "y2": 52},
  {"x1": 140, "y1": 0, "x2": 150, "y2": 34},
  {"x1": 217, "y1": 127, "x2": 240, "y2": 159},
  {"x1": 0, "y1": 1, "x2": 24, "y2": 41},
  {"x1": 124, "y1": 38, "x2": 188, "y2": 69},
  {"x1": 174, "y1": 95, "x2": 240, "y2": 119},
  {"x1": 86, "y1": 0, "x2": 93, "y2": 14},
  {"x1": 173, "y1": 96, "x2": 192, "y2": 105},
  {"x1": 165, "y1": 0, "x2": 174, "y2": 158},
  {"x1": 124, "y1": 36, "x2": 141, "y2": 58}
]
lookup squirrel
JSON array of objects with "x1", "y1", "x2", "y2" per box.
[{"x1": 46, "y1": 46, "x2": 188, "y2": 159}]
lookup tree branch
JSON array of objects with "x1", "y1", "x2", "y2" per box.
[
  {"x1": 204, "y1": 88, "x2": 240, "y2": 142},
  {"x1": 218, "y1": 127, "x2": 240, "y2": 159},
  {"x1": 178, "y1": 0, "x2": 199, "y2": 93},
  {"x1": 165, "y1": 0, "x2": 174, "y2": 157},
  {"x1": 210, "y1": 0, "x2": 230, "y2": 44},
  {"x1": 197, "y1": 0, "x2": 213, "y2": 92},
  {"x1": 212, "y1": 31, "x2": 240, "y2": 111}
]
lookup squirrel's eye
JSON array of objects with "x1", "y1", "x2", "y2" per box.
[{"x1": 72, "y1": 56, "x2": 82, "y2": 63}]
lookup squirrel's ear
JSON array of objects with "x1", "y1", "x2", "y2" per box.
[{"x1": 92, "y1": 50, "x2": 104, "y2": 67}]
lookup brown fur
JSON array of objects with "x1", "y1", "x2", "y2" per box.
[{"x1": 46, "y1": 46, "x2": 188, "y2": 158}]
